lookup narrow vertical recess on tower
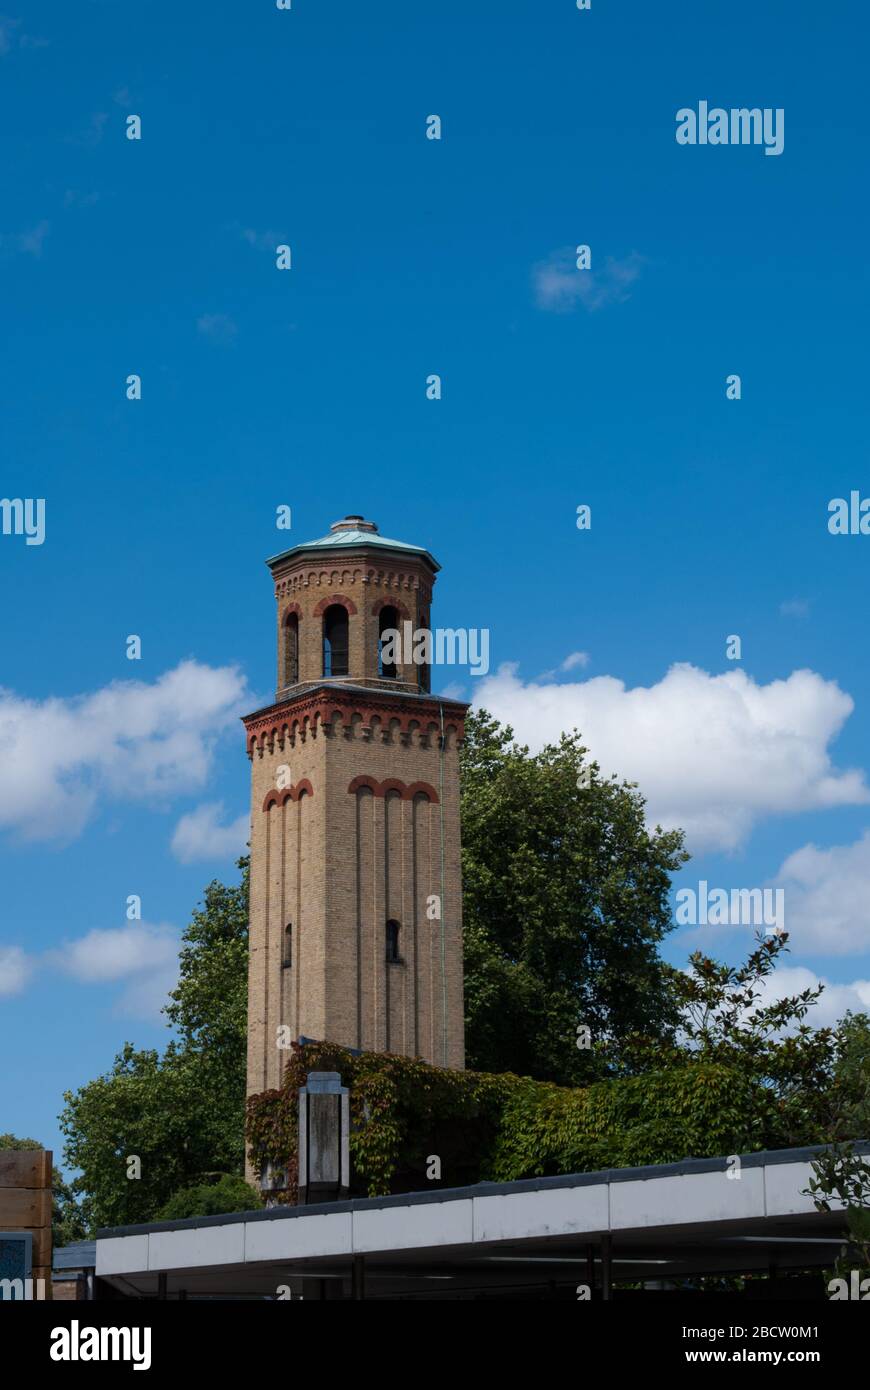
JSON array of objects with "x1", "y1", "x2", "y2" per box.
[
  {"x1": 262, "y1": 807, "x2": 271, "y2": 1092},
  {"x1": 355, "y1": 788, "x2": 364, "y2": 1050},
  {"x1": 297, "y1": 789, "x2": 308, "y2": 1050}
]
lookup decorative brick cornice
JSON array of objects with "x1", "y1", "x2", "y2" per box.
[
  {"x1": 348, "y1": 775, "x2": 439, "y2": 803},
  {"x1": 243, "y1": 686, "x2": 467, "y2": 757},
  {"x1": 273, "y1": 566, "x2": 433, "y2": 606},
  {"x1": 262, "y1": 778, "x2": 314, "y2": 811}
]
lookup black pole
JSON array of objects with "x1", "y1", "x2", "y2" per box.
[{"x1": 601, "y1": 1236, "x2": 612, "y2": 1302}]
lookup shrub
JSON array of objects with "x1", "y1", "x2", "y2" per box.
[{"x1": 156, "y1": 1172, "x2": 263, "y2": 1220}]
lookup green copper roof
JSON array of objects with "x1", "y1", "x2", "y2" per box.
[{"x1": 267, "y1": 516, "x2": 440, "y2": 571}]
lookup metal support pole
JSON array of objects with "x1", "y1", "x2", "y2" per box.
[
  {"x1": 601, "y1": 1236, "x2": 612, "y2": 1302},
  {"x1": 157, "y1": 1272, "x2": 167, "y2": 1301},
  {"x1": 351, "y1": 1255, "x2": 365, "y2": 1301}
]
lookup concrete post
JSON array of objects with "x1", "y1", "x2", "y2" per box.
[{"x1": 297, "y1": 1071, "x2": 350, "y2": 1204}]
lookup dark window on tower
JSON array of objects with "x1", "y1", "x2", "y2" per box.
[
  {"x1": 419, "y1": 610, "x2": 431, "y2": 692},
  {"x1": 378, "y1": 605, "x2": 400, "y2": 679},
  {"x1": 385, "y1": 919, "x2": 401, "y2": 964},
  {"x1": 284, "y1": 613, "x2": 299, "y2": 686},
  {"x1": 323, "y1": 605, "x2": 349, "y2": 677},
  {"x1": 283, "y1": 923, "x2": 292, "y2": 968}
]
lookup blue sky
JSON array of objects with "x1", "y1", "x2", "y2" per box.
[{"x1": 1, "y1": 0, "x2": 869, "y2": 1172}]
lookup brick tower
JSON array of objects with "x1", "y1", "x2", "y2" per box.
[{"x1": 243, "y1": 516, "x2": 468, "y2": 1109}]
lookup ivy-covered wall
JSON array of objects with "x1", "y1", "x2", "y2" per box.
[{"x1": 246, "y1": 1041, "x2": 765, "y2": 1201}]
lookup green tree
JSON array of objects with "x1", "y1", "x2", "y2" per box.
[
  {"x1": 805, "y1": 1143, "x2": 870, "y2": 1279},
  {"x1": 58, "y1": 857, "x2": 250, "y2": 1232},
  {"x1": 614, "y1": 931, "x2": 838, "y2": 1149},
  {"x1": 460, "y1": 709, "x2": 688, "y2": 1084},
  {"x1": 157, "y1": 1173, "x2": 263, "y2": 1221}
]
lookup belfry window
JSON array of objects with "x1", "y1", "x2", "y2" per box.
[
  {"x1": 283, "y1": 923, "x2": 292, "y2": 969},
  {"x1": 284, "y1": 612, "x2": 299, "y2": 686},
  {"x1": 378, "y1": 605, "x2": 400, "y2": 679},
  {"x1": 385, "y1": 919, "x2": 401, "y2": 964},
  {"x1": 322, "y1": 605, "x2": 349, "y2": 677}
]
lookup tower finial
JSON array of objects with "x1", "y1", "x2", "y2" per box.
[{"x1": 330, "y1": 515, "x2": 378, "y2": 533}]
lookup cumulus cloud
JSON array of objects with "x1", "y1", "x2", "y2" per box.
[
  {"x1": 473, "y1": 662, "x2": 868, "y2": 852},
  {"x1": 774, "y1": 830, "x2": 870, "y2": 956},
  {"x1": 49, "y1": 922, "x2": 179, "y2": 984},
  {"x1": 47, "y1": 922, "x2": 180, "y2": 1020},
  {"x1": 171, "y1": 801, "x2": 249, "y2": 863},
  {"x1": 0, "y1": 660, "x2": 251, "y2": 842},
  {"x1": 6, "y1": 922, "x2": 181, "y2": 1020},
  {"x1": 539, "y1": 651, "x2": 591, "y2": 680},
  {"x1": 755, "y1": 965, "x2": 870, "y2": 1030},
  {"x1": 0, "y1": 945, "x2": 33, "y2": 997},
  {"x1": 533, "y1": 248, "x2": 644, "y2": 313}
]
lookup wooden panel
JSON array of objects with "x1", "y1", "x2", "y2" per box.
[
  {"x1": 0, "y1": 1188, "x2": 52, "y2": 1227},
  {"x1": 30, "y1": 1226, "x2": 52, "y2": 1267},
  {"x1": 0, "y1": 1150, "x2": 52, "y2": 1189}
]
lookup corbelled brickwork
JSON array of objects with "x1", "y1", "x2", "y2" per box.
[{"x1": 244, "y1": 518, "x2": 468, "y2": 1147}]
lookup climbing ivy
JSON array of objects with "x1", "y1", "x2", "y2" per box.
[{"x1": 246, "y1": 1041, "x2": 764, "y2": 1200}]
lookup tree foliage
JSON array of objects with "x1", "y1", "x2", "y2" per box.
[
  {"x1": 58, "y1": 858, "x2": 250, "y2": 1233},
  {"x1": 156, "y1": 1173, "x2": 263, "y2": 1222},
  {"x1": 460, "y1": 709, "x2": 688, "y2": 1083}
]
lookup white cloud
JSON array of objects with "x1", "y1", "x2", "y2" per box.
[
  {"x1": 49, "y1": 922, "x2": 179, "y2": 983},
  {"x1": 775, "y1": 830, "x2": 870, "y2": 955},
  {"x1": 241, "y1": 228, "x2": 279, "y2": 252},
  {"x1": 561, "y1": 651, "x2": 590, "y2": 672},
  {"x1": 533, "y1": 248, "x2": 644, "y2": 313},
  {"x1": 47, "y1": 922, "x2": 180, "y2": 1021},
  {"x1": 473, "y1": 662, "x2": 868, "y2": 852},
  {"x1": 539, "y1": 651, "x2": 591, "y2": 680},
  {"x1": 435, "y1": 680, "x2": 466, "y2": 701},
  {"x1": 114, "y1": 966, "x2": 179, "y2": 1020},
  {"x1": 755, "y1": 965, "x2": 870, "y2": 1029},
  {"x1": 171, "y1": 801, "x2": 249, "y2": 863},
  {"x1": 197, "y1": 313, "x2": 237, "y2": 345},
  {"x1": 4, "y1": 923, "x2": 182, "y2": 1021},
  {"x1": 0, "y1": 660, "x2": 251, "y2": 842},
  {"x1": 0, "y1": 945, "x2": 33, "y2": 997},
  {"x1": 780, "y1": 598, "x2": 810, "y2": 618}
]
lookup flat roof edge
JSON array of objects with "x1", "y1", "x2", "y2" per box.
[{"x1": 95, "y1": 1141, "x2": 869, "y2": 1241}]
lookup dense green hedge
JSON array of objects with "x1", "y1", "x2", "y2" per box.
[
  {"x1": 246, "y1": 1042, "x2": 766, "y2": 1200},
  {"x1": 156, "y1": 1173, "x2": 263, "y2": 1221}
]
